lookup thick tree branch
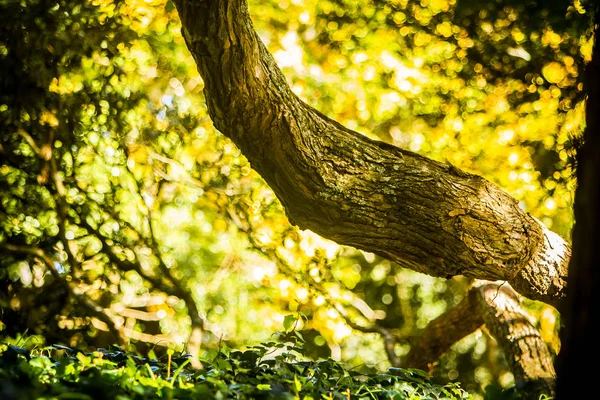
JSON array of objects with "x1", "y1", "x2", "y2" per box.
[
  {"x1": 405, "y1": 282, "x2": 556, "y2": 398},
  {"x1": 476, "y1": 283, "x2": 555, "y2": 398},
  {"x1": 171, "y1": 0, "x2": 570, "y2": 307},
  {"x1": 403, "y1": 286, "x2": 484, "y2": 371}
]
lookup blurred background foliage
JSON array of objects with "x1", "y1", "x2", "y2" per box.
[{"x1": 0, "y1": 0, "x2": 593, "y2": 397}]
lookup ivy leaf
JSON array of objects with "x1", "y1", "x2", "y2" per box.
[{"x1": 283, "y1": 314, "x2": 296, "y2": 332}]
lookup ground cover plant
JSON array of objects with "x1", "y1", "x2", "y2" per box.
[{"x1": 0, "y1": 333, "x2": 473, "y2": 400}]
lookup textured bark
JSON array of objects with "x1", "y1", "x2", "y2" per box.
[
  {"x1": 406, "y1": 282, "x2": 556, "y2": 398},
  {"x1": 477, "y1": 283, "x2": 555, "y2": 398},
  {"x1": 171, "y1": 0, "x2": 570, "y2": 307}
]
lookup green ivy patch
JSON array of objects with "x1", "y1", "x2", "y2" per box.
[{"x1": 0, "y1": 341, "x2": 471, "y2": 399}]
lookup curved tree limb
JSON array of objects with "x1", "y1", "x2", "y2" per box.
[
  {"x1": 403, "y1": 286, "x2": 485, "y2": 372},
  {"x1": 171, "y1": 0, "x2": 570, "y2": 308},
  {"x1": 405, "y1": 282, "x2": 555, "y2": 398}
]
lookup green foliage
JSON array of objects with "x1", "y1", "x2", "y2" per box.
[
  {"x1": 0, "y1": 0, "x2": 594, "y2": 398},
  {"x1": 0, "y1": 339, "x2": 471, "y2": 400}
]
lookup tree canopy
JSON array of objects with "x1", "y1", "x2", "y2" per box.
[{"x1": 0, "y1": 0, "x2": 595, "y2": 398}]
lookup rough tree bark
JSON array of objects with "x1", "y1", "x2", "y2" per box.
[
  {"x1": 171, "y1": 0, "x2": 570, "y2": 308},
  {"x1": 405, "y1": 282, "x2": 556, "y2": 397}
]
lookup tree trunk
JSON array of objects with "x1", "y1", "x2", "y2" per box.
[
  {"x1": 171, "y1": 0, "x2": 570, "y2": 307},
  {"x1": 555, "y1": 9, "x2": 599, "y2": 398}
]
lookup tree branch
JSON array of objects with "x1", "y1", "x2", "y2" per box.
[
  {"x1": 0, "y1": 243, "x2": 127, "y2": 344},
  {"x1": 78, "y1": 198, "x2": 206, "y2": 367},
  {"x1": 171, "y1": 0, "x2": 570, "y2": 307},
  {"x1": 334, "y1": 305, "x2": 403, "y2": 368},
  {"x1": 405, "y1": 281, "x2": 556, "y2": 397}
]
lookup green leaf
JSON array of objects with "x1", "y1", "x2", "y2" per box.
[
  {"x1": 294, "y1": 375, "x2": 302, "y2": 392},
  {"x1": 283, "y1": 314, "x2": 296, "y2": 332},
  {"x1": 169, "y1": 359, "x2": 191, "y2": 388},
  {"x1": 56, "y1": 393, "x2": 95, "y2": 399}
]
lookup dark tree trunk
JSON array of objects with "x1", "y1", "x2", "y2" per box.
[
  {"x1": 555, "y1": 9, "x2": 599, "y2": 398},
  {"x1": 171, "y1": 0, "x2": 570, "y2": 307}
]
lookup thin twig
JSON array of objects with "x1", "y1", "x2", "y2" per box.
[
  {"x1": 0, "y1": 243, "x2": 126, "y2": 343},
  {"x1": 225, "y1": 205, "x2": 404, "y2": 366}
]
